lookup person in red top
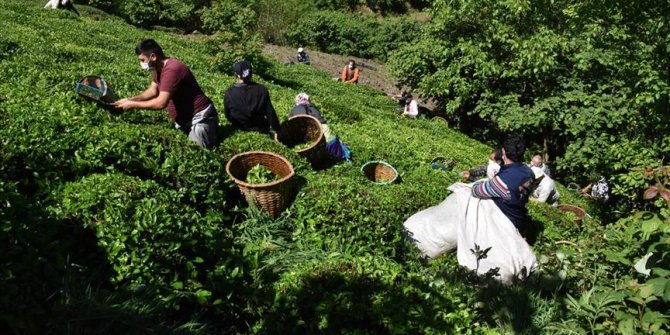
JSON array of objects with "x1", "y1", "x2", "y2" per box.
[
  {"x1": 341, "y1": 59, "x2": 360, "y2": 84},
  {"x1": 115, "y1": 39, "x2": 218, "y2": 149}
]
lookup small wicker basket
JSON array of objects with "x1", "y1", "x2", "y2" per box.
[
  {"x1": 361, "y1": 161, "x2": 398, "y2": 185},
  {"x1": 431, "y1": 116, "x2": 448, "y2": 126},
  {"x1": 557, "y1": 204, "x2": 587, "y2": 224},
  {"x1": 430, "y1": 156, "x2": 455, "y2": 171},
  {"x1": 275, "y1": 115, "x2": 328, "y2": 167},
  {"x1": 226, "y1": 151, "x2": 295, "y2": 218}
]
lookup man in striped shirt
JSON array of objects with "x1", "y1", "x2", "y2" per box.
[{"x1": 472, "y1": 135, "x2": 535, "y2": 235}]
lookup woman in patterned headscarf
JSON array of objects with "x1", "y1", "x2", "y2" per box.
[{"x1": 289, "y1": 92, "x2": 351, "y2": 162}]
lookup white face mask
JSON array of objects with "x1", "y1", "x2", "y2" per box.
[{"x1": 140, "y1": 62, "x2": 150, "y2": 70}]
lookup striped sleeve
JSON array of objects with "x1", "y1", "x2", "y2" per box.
[{"x1": 472, "y1": 176, "x2": 511, "y2": 200}]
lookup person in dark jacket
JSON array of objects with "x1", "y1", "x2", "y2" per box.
[
  {"x1": 471, "y1": 135, "x2": 535, "y2": 235},
  {"x1": 289, "y1": 92, "x2": 327, "y2": 124},
  {"x1": 296, "y1": 47, "x2": 310, "y2": 65},
  {"x1": 223, "y1": 61, "x2": 280, "y2": 134}
]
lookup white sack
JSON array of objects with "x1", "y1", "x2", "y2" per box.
[
  {"x1": 45, "y1": 0, "x2": 70, "y2": 9},
  {"x1": 403, "y1": 182, "x2": 538, "y2": 283}
]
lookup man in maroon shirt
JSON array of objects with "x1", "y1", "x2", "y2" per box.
[{"x1": 115, "y1": 39, "x2": 218, "y2": 148}]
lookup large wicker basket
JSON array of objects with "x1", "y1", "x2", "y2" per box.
[
  {"x1": 431, "y1": 116, "x2": 448, "y2": 126},
  {"x1": 361, "y1": 161, "x2": 398, "y2": 185},
  {"x1": 557, "y1": 204, "x2": 587, "y2": 224},
  {"x1": 275, "y1": 115, "x2": 328, "y2": 167},
  {"x1": 226, "y1": 151, "x2": 295, "y2": 218}
]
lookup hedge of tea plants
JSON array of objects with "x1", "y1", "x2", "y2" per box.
[{"x1": 1, "y1": 1, "x2": 668, "y2": 334}]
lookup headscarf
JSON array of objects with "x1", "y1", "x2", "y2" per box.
[{"x1": 295, "y1": 92, "x2": 310, "y2": 106}]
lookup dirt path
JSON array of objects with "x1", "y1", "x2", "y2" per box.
[
  {"x1": 263, "y1": 44, "x2": 439, "y2": 113},
  {"x1": 263, "y1": 44, "x2": 400, "y2": 96}
]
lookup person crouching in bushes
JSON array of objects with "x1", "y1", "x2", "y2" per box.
[
  {"x1": 224, "y1": 60, "x2": 281, "y2": 135},
  {"x1": 528, "y1": 152, "x2": 551, "y2": 177},
  {"x1": 115, "y1": 39, "x2": 219, "y2": 149},
  {"x1": 401, "y1": 92, "x2": 419, "y2": 119},
  {"x1": 290, "y1": 92, "x2": 352, "y2": 162},
  {"x1": 529, "y1": 166, "x2": 560, "y2": 206},
  {"x1": 341, "y1": 59, "x2": 359, "y2": 84},
  {"x1": 461, "y1": 148, "x2": 503, "y2": 182},
  {"x1": 296, "y1": 47, "x2": 310, "y2": 65}
]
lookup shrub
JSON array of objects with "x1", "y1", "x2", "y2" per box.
[
  {"x1": 199, "y1": 0, "x2": 255, "y2": 34},
  {"x1": 285, "y1": 10, "x2": 419, "y2": 61},
  {"x1": 8, "y1": 2, "x2": 660, "y2": 334},
  {"x1": 259, "y1": 257, "x2": 479, "y2": 334},
  {"x1": 389, "y1": 0, "x2": 670, "y2": 209},
  {"x1": 51, "y1": 174, "x2": 226, "y2": 297},
  {"x1": 80, "y1": 0, "x2": 206, "y2": 31}
]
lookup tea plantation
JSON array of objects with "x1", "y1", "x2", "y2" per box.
[{"x1": 1, "y1": 1, "x2": 668, "y2": 334}]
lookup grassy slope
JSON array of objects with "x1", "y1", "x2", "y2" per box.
[
  {"x1": 0, "y1": 1, "x2": 599, "y2": 333},
  {"x1": 0, "y1": 1, "x2": 492, "y2": 226}
]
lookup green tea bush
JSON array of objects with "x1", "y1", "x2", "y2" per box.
[
  {"x1": 315, "y1": 0, "x2": 359, "y2": 11},
  {"x1": 314, "y1": 0, "x2": 420, "y2": 14},
  {"x1": 49, "y1": 173, "x2": 239, "y2": 307},
  {"x1": 6, "y1": 1, "x2": 659, "y2": 334},
  {"x1": 79, "y1": 0, "x2": 205, "y2": 30},
  {"x1": 284, "y1": 10, "x2": 419, "y2": 61},
  {"x1": 259, "y1": 256, "x2": 478, "y2": 334},
  {"x1": 251, "y1": 0, "x2": 315, "y2": 45},
  {"x1": 79, "y1": 0, "x2": 421, "y2": 61},
  {"x1": 198, "y1": 0, "x2": 255, "y2": 34},
  {"x1": 364, "y1": 0, "x2": 406, "y2": 14},
  {"x1": 389, "y1": 0, "x2": 670, "y2": 208}
]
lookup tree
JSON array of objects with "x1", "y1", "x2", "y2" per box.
[{"x1": 389, "y1": 0, "x2": 670, "y2": 206}]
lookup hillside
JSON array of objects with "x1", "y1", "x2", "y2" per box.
[
  {"x1": 4, "y1": 1, "x2": 665, "y2": 334},
  {"x1": 262, "y1": 45, "x2": 439, "y2": 116},
  {"x1": 263, "y1": 44, "x2": 397, "y2": 95}
]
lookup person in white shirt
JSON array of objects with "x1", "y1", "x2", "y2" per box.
[
  {"x1": 461, "y1": 148, "x2": 503, "y2": 181},
  {"x1": 529, "y1": 152, "x2": 551, "y2": 177},
  {"x1": 530, "y1": 166, "x2": 559, "y2": 206},
  {"x1": 401, "y1": 93, "x2": 419, "y2": 119}
]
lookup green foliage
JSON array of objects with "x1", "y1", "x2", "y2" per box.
[
  {"x1": 0, "y1": 1, "x2": 488, "y2": 332},
  {"x1": 79, "y1": 0, "x2": 422, "y2": 60},
  {"x1": 198, "y1": 0, "x2": 255, "y2": 34},
  {"x1": 285, "y1": 10, "x2": 420, "y2": 61},
  {"x1": 251, "y1": 0, "x2": 315, "y2": 45},
  {"x1": 0, "y1": 37, "x2": 20, "y2": 61},
  {"x1": 204, "y1": 31, "x2": 269, "y2": 76},
  {"x1": 547, "y1": 211, "x2": 670, "y2": 334},
  {"x1": 246, "y1": 164, "x2": 278, "y2": 184},
  {"x1": 6, "y1": 1, "x2": 670, "y2": 334},
  {"x1": 364, "y1": 0, "x2": 406, "y2": 13},
  {"x1": 315, "y1": 0, "x2": 360, "y2": 11},
  {"x1": 389, "y1": 0, "x2": 670, "y2": 207},
  {"x1": 259, "y1": 257, "x2": 479, "y2": 334},
  {"x1": 293, "y1": 141, "x2": 313, "y2": 151},
  {"x1": 315, "y1": 0, "x2": 413, "y2": 14},
  {"x1": 80, "y1": 0, "x2": 207, "y2": 30}
]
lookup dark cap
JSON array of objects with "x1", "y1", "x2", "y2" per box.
[{"x1": 233, "y1": 61, "x2": 253, "y2": 80}]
